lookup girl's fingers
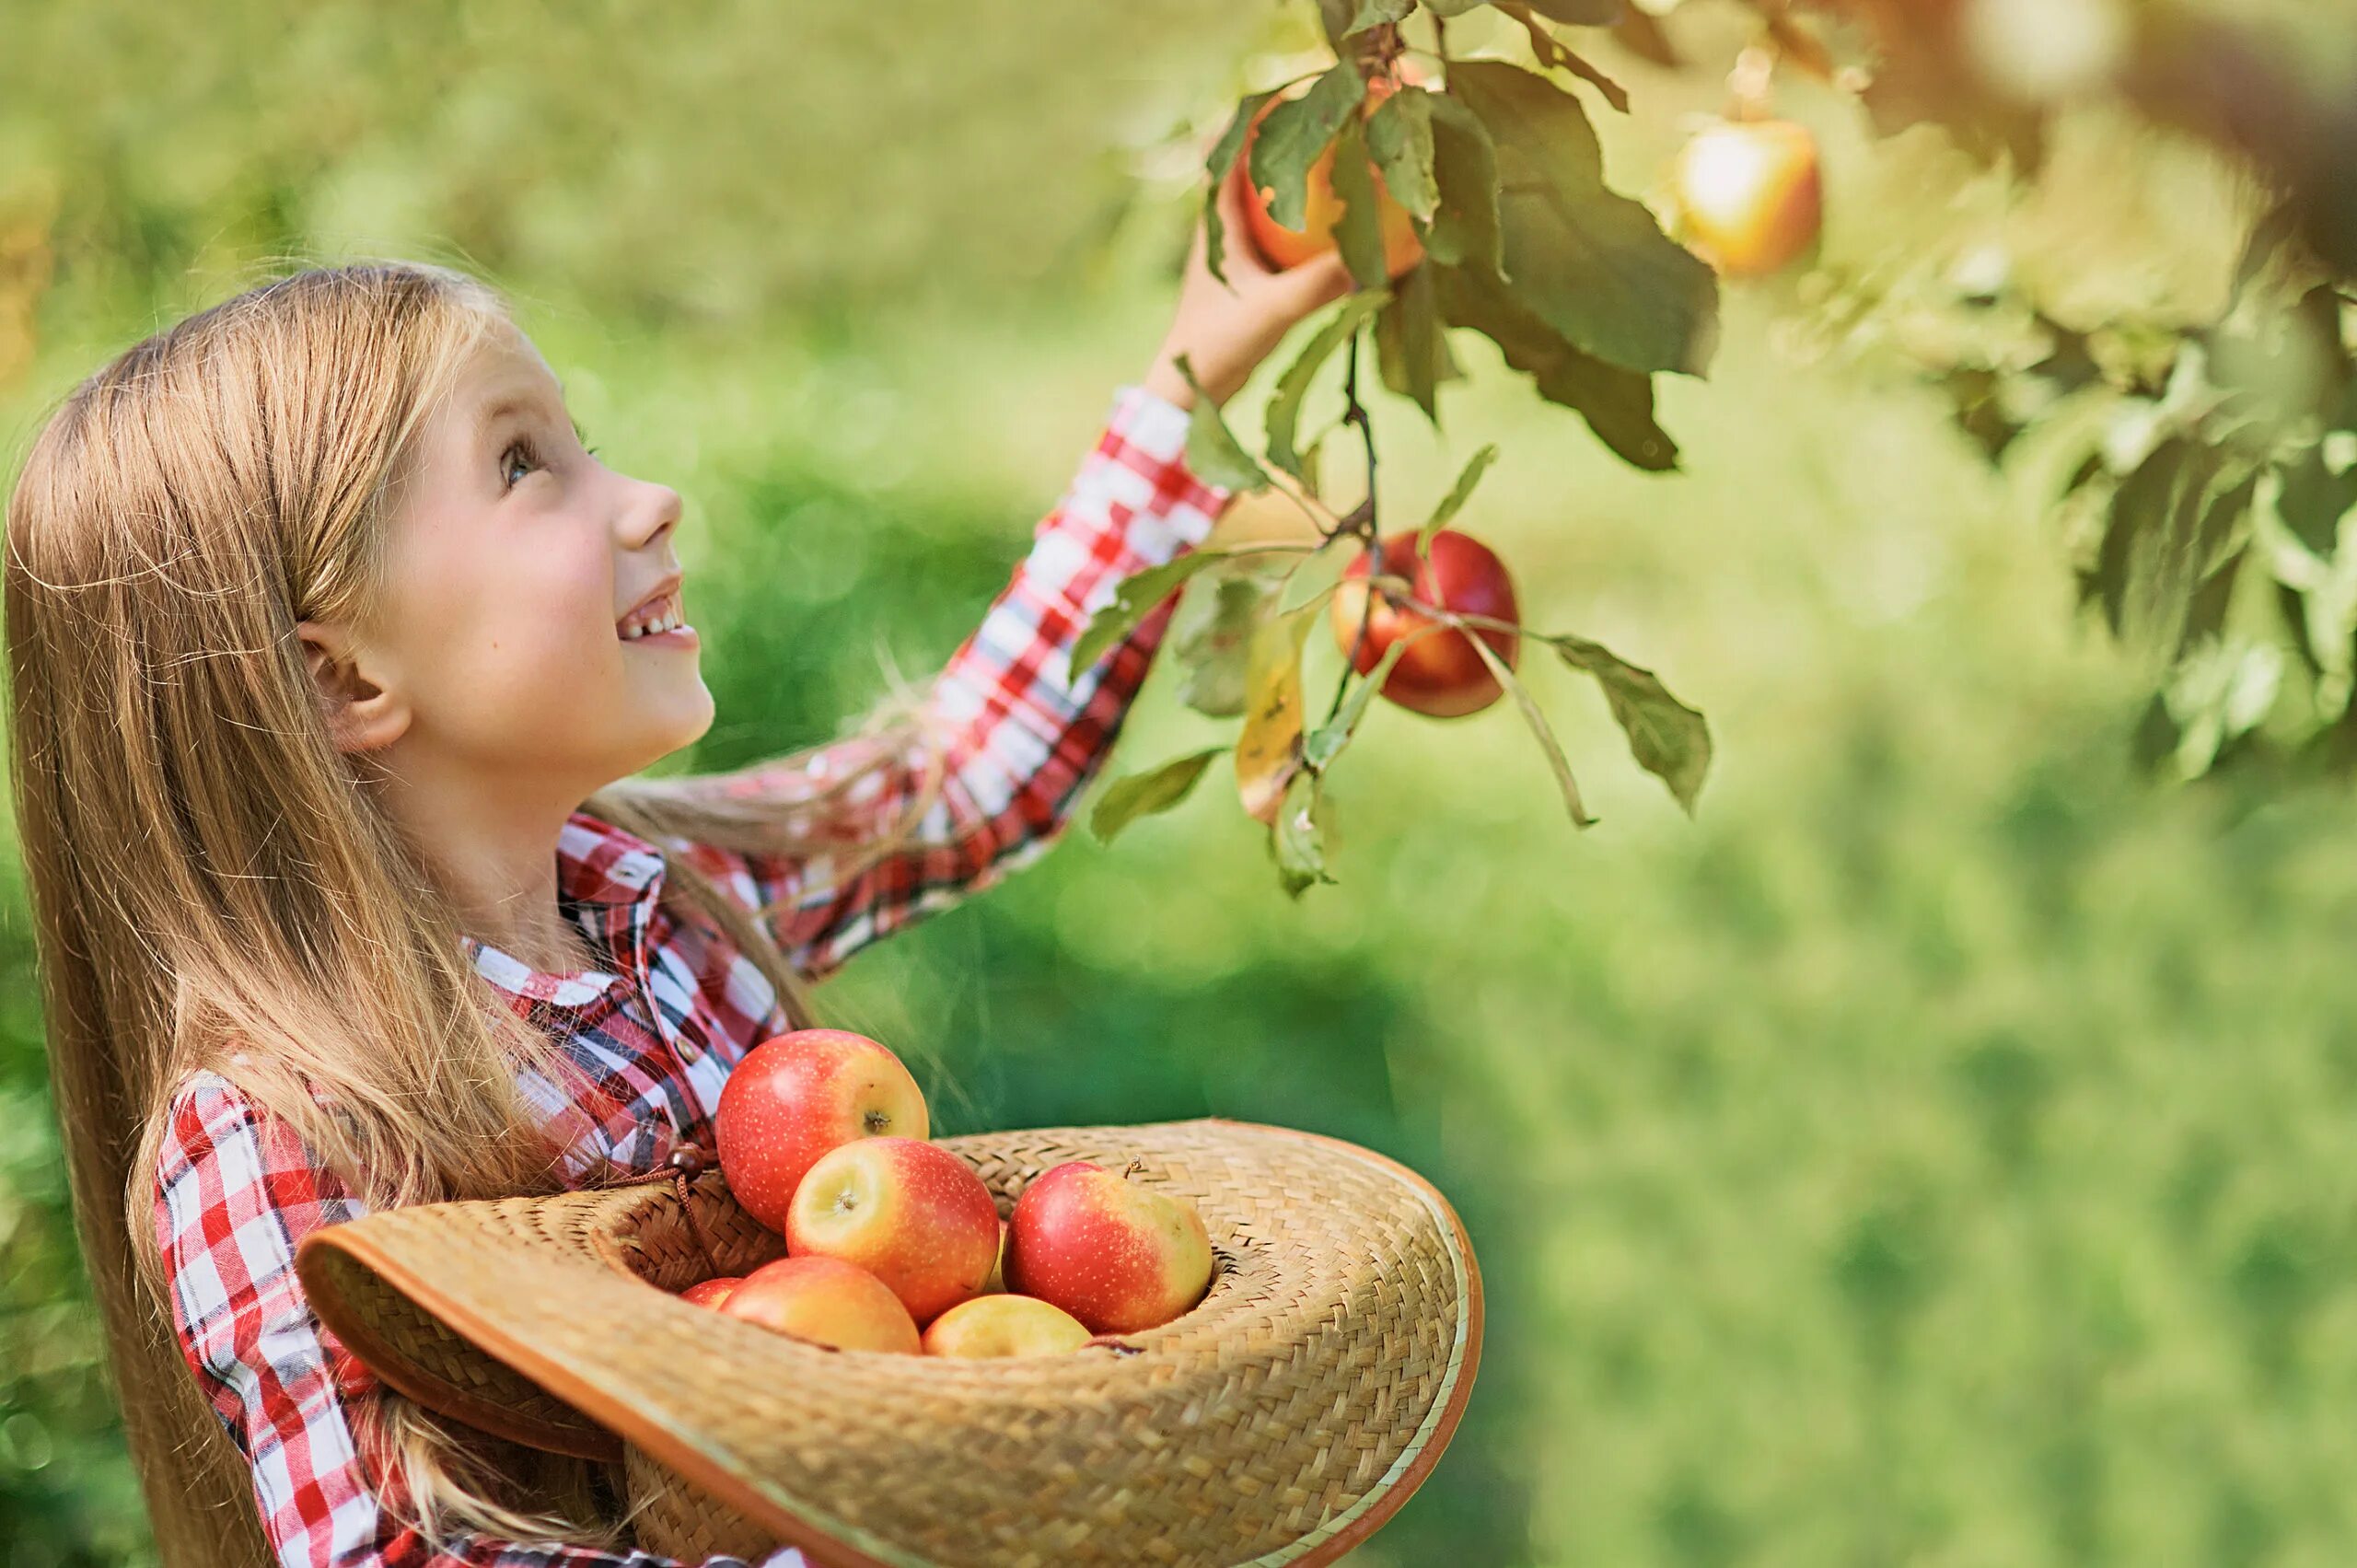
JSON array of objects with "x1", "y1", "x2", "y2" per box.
[{"x1": 1211, "y1": 157, "x2": 1273, "y2": 281}]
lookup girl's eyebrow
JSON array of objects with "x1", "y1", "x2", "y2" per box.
[{"x1": 472, "y1": 387, "x2": 586, "y2": 447}]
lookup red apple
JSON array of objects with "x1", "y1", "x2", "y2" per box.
[
  {"x1": 1004, "y1": 1161, "x2": 1214, "y2": 1336},
  {"x1": 921, "y1": 1294, "x2": 1094, "y2": 1359},
  {"x1": 1240, "y1": 65, "x2": 1426, "y2": 278},
  {"x1": 1670, "y1": 118, "x2": 1822, "y2": 278},
  {"x1": 784, "y1": 1136, "x2": 1002, "y2": 1327},
  {"x1": 719, "y1": 1255, "x2": 922, "y2": 1354},
  {"x1": 714, "y1": 1028, "x2": 928, "y2": 1234},
  {"x1": 1329, "y1": 528, "x2": 1520, "y2": 718},
  {"x1": 679, "y1": 1275, "x2": 742, "y2": 1309}
]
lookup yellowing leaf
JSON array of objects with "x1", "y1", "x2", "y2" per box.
[{"x1": 1236, "y1": 605, "x2": 1317, "y2": 826}]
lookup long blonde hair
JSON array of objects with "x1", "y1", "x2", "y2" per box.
[{"x1": 2, "y1": 260, "x2": 948, "y2": 1560}]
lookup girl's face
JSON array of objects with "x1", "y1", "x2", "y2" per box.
[{"x1": 306, "y1": 322, "x2": 714, "y2": 805}]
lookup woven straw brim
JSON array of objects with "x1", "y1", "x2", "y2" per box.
[{"x1": 296, "y1": 1117, "x2": 1481, "y2": 1568}]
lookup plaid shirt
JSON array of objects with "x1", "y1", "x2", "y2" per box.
[{"x1": 151, "y1": 383, "x2": 1232, "y2": 1568}]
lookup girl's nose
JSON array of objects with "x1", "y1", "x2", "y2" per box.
[{"x1": 626, "y1": 482, "x2": 684, "y2": 548}]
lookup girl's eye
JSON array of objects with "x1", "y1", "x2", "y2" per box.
[
  {"x1": 501, "y1": 435, "x2": 542, "y2": 491},
  {"x1": 502, "y1": 434, "x2": 599, "y2": 491}
]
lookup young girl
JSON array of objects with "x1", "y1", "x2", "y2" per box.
[{"x1": 3, "y1": 162, "x2": 1351, "y2": 1568}]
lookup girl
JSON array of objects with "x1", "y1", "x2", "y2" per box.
[{"x1": 4, "y1": 160, "x2": 1351, "y2": 1568}]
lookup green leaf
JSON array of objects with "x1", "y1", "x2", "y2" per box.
[
  {"x1": 1432, "y1": 260, "x2": 1678, "y2": 470},
  {"x1": 1249, "y1": 64, "x2": 1366, "y2": 232},
  {"x1": 1271, "y1": 768, "x2": 1339, "y2": 898},
  {"x1": 1365, "y1": 88, "x2": 1440, "y2": 224},
  {"x1": 1467, "y1": 631, "x2": 1596, "y2": 830},
  {"x1": 1171, "y1": 354, "x2": 1271, "y2": 493},
  {"x1": 1419, "y1": 444, "x2": 1499, "y2": 552},
  {"x1": 1423, "y1": 0, "x2": 1492, "y2": 15},
  {"x1": 1267, "y1": 291, "x2": 1391, "y2": 483},
  {"x1": 1203, "y1": 89, "x2": 1280, "y2": 288},
  {"x1": 1496, "y1": 3, "x2": 1630, "y2": 110},
  {"x1": 1553, "y1": 634, "x2": 1712, "y2": 813},
  {"x1": 1424, "y1": 94, "x2": 1504, "y2": 276},
  {"x1": 1280, "y1": 535, "x2": 1359, "y2": 616},
  {"x1": 1376, "y1": 259, "x2": 1457, "y2": 426},
  {"x1": 1329, "y1": 115, "x2": 1393, "y2": 294},
  {"x1": 1343, "y1": 0, "x2": 1417, "y2": 34},
  {"x1": 1090, "y1": 748, "x2": 1227, "y2": 843},
  {"x1": 1305, "y1": 635, "x2": 1414, "y2": 771},
  {"x1": 1447, "y1": 61, "x2": 1718, "y2": 377},
  {"x1": 1072, "y1": 548, "x2": 1243, "y2": 676},
  {"x1": 1168, "y1": 562, "x2": 1285, "y2": 717},
  {"x1": 2088, "y1": 437, "x2": 2262, "y2": 657}
]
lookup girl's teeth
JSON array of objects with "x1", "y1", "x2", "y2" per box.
[{"x1": 622, "y1": 607, "x2": 685, "y2": 638}]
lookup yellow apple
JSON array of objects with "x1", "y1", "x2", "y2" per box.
[{"x1": 920, "y1": 1294, "x2": 1094, "y2": 1358}]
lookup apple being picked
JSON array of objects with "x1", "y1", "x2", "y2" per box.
[
  {"x1": 785, "y1": 1135, "x2": 1001, "y2": 1326},
  {"x1": 719, "y1": 1255, "x2": 921, "y2": 1354},
  {"x1": 679, "y1": 1275, "x2": 742, "y2": 1310},
  {"x1": 1329, "y1": 528, "x2": 1521, "y2": 719},
  {"x1": 922, "y1": 1294, "x2": 1093, "y2": 1359},
  {"x1": 1004, "y1": 1161, "x2": 1214, "y2": 1336},
  {"x1": 714, "y1": 1028, "x2": 928, "y2": 1234},
  {"x1": 1239, "y1": 61, "x2": 1429, "y2": 279}
]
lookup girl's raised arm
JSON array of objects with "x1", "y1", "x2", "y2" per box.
[
  {"x1": 669, "y1": 381, "x2": 1234, "y2": 981},
  {"x1": 153, "y1": 1072, "x2": 812, "y2": 1568}
]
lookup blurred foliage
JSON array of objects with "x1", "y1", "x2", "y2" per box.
[{"x1": 10, "y1": 2, "x2": 2357, "y2": 1567}]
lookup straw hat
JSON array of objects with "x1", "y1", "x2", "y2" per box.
[{"x1": 297, "y1": 1116, "x2": 1482, "y2": 1567}]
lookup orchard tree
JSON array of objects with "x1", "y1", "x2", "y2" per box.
[
  {"x1": 1088, "y1": 0, "x2": 2357, "y2": 896},
  {"x1": 1089, "y1": 0, "x2": 1720, "y2": 896}
]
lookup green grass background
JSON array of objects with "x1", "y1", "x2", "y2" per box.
[{"x1": 7, "y1": 3, "x2": 2357, "y2": 1565}]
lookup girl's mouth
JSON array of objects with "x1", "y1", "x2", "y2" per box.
[{"x1": 618, "y1": 588, "x2": 697, "y2": 646}]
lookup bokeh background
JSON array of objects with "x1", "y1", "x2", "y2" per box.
[{"x1": 8, "y1": 2, "x2": 2357, "y2": 1565}]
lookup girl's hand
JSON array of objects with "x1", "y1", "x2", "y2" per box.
[{"x1": 1141, "y1": 155, "x2": 1359, "y2": 412}]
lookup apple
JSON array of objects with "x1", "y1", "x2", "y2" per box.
[
  {"x1": 1329, "y1": 528, "x2": 1520, "y2": 718},
  {"x1": 679, "y1": 1275, "x2": 742, "y2": 1309},
  {"x1": 921, "y1": 1294, "x2": 1094, "y2": 1359},
  {"x1": 1004, "y1": 1161, "x2": 1215, "y2": 1336},
  {"x1": 1240, "y1": 64, "x2": 1426, "y2": 278},
  {"x1": 719, "y1": 1255, "x2": 921, "y2": 1354},
  {"x1": 714, "y1": 1028, "x2": 928, "y2": 1235},
  {"x1": 1669, "y1": 118, "x2": 1821, "y2": 278},
  {"x1": 784, "y1": 1135, "x2": 1002, "y2": 1327}
]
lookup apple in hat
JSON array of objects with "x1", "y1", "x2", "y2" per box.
[
  {"x1": 714, "y1": 1028, "x2": 928, "y2": 1234},
  {"x1": 785, "y1": 1135, "x2": 1001, "y2": 1326},
  {"x1": 1004, "y1": 1160, "x2": 1215, "y2": 1335},
  {"x1": 719, "y1": 1255, "x2": 921, "y2": 1354},
  {"x1": 921, "y1": 1294, "x2": 1093, "y2": 1358},
  {"x1": 678, "y1": 1275, "x2": 742, "y2": 1309}
]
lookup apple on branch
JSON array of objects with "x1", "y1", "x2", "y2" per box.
[
  {"x1": 1670, "y1": 117, "x2": 1822, "y2": 278},
  {"x1": 1239, "y1": 62, "x2": 1428, "y2": 279},
  {"x1": 1330, "y1": 528, "x2": 1522, "y2": 719}
]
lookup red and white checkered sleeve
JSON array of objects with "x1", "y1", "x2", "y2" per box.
[
  {"x1": 676, "y1": 383, "x2": 1234, "y2": 980},
  {"x1": 153, "y1": 1072, "x2": 813, "y2": 1568}
]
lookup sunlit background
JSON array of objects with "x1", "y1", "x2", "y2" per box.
[{"x1": 7, "y1": 2, "x2": 2357, "y2": 1563}]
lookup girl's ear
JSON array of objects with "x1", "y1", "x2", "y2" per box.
[{"x1": 296, "y1": 619, "x2": 412, "y2": 754}]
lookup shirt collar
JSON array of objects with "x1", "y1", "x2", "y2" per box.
[{"x1": 460, "y1": 810, "x2": 669, "y2": 1008}]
